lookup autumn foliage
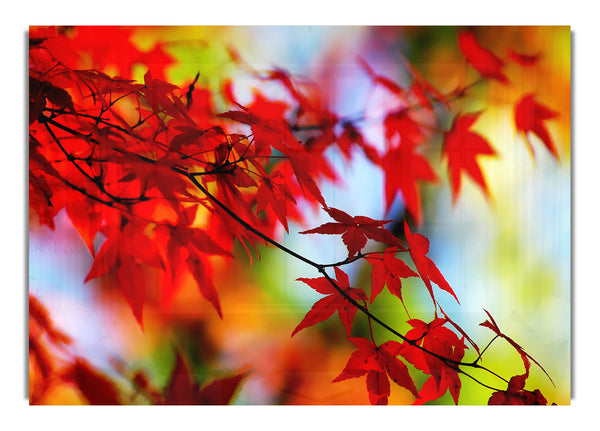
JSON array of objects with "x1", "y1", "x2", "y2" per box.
[{"x1": 28, "y1": 26, "x2": 566, "y2": 405}]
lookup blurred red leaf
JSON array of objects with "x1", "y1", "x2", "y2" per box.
[
  {"x1": 514, "y1": 94, "x2": 560, "y2": 160},
  {"x1": 382, "y1": 145, "x2": 437, "y2": 226},
  {"x1": 443, "y1": 112, "x2": 496, "y2": 203},
  {"x1": 163, "y1": 352, "x2": 248, "y2": 405},
  {"x1": 458, "y1": 31, "x2": 508, "y2": 83}
]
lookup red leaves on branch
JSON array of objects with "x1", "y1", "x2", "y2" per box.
[
  {"x1": 292, "y1": 267, "x2": 367, "y2": 336},
  {"x1": 443, "y1": 112, "x2": 496, "y2": 203},
  {"x1": 404, "y1": 222, "x2": 459, "y2": 304},
  {"x1": 400, "y1": 318, "x2": 466, "y2": 405},
  {"x1": 514, "y1": 94, "x2": 560, "y2": 160},
  {"x1": 458, "y1": 31, "x2": 508, "y2": 83},
  {"x1": 333, "y1": 338, "x2": 419, "y2": 405},
  {"x1": 28, "y1": 27, "x2": 560, "y2": 405},
  {"x1": 300, "y1": 207, "x2": 398, "y2": 258}
]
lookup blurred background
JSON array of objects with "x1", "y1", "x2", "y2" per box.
[{"x1": 29, "y1": 26, "x2": 570, "y2": 404}]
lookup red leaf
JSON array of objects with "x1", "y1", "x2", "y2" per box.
[
  {"x1": 117, "y1": 256, "x2": 146, "y2": 328},
  {"x1": 365, "y1": 249, "x2": 418, "y2": 305},
  {"x1": 404, "y1": 222, "x2": 459, "y2": 304},
  {"x1": 187, "y1": 251, "x2": 223, "y2": 318},
  {"x1": 382, "y1": 144, "x2": 438, "y2": 226},
  {"x1": 384, "y1": 109, "x2": 425, "y2": 147},
  {"x1": 163, "y1": 352, "x2": 248, "y2": 405},
  {"x1": 334, "y1": 337, "x2": 418, "y2": 405},
  {"x1": 443, "y1": 112, "x2": 497, "y2": 204},
  {"x1": 514, "y1": 94, "x2": 560, "y2": 161},
  {"x1": 507, "y1": 49, "x2": 540, "y2": 66},
  {"x1": 300, "y1": 207, "x2": 398, "y2": 257},
  {"x1": 84, "y1": 219, "x2": 164, "y2": 327},
  {"x1": 255, "y1": 171, "x2": 297, "y2": 232},
  {"x1": 458, "y1": 31, "x2": 508, "y2": 83},
  {"x1": 400, "y1": 318, "x2": 466, "y2": 404},
  {"x1": 65, "y1": 358, "x2": 122, "y2": 405},
  {"x1": 292, "y1": 268, "x2": 367, "y2": 336}
]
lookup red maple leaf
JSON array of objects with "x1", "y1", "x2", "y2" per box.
[
  {"x1": 383, "y1": 109, "x2": 425, "y2": 147},
  {"x1": 153, "y1": 206, "x2": 232, "y2": 316},
  {"x1": 399, "y1": 318, "x2": 466, "y2": 405},
  {"x1": 381, "y1": 144, "x2": 438, "y2": 226},
  {"x1": 487, "y1": 372, "x2": 548, "y2": 405},
  {"x1": 292, "y1": 267, "x2": 367, "y2": 336},
  {"x1": 404, "y1": 222, "x2": 459, "y2": 304},
  {"x1": 84, "y1": 218, "x2": 164, "y2": 327},
  {"x1": 365, "y1": 248, "x2": 418, "y2": 307},
  {"x1": 458, "y1": 31, "x2": 508, "y2": 83},
  {"x1": 333, "y1": 337, "x2": 419, "y2": 405},
  {"x1": 255, "y1": 170, "x2": 297, "y2": 232},
  {"x1": 442, "y1": 112, "x2": 496, "y2": 203},
  {"x1": 514, "y1": 94, "x2": 560, "y2": 160},
  {"x1": 299, "y1": 207, "x2": 398, "y2": 258},
  {"x1": 163, "y1": 352, "x2": 248, "y2": 405}
]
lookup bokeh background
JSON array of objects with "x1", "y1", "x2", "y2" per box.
[{"x1": 29, "y1": 26, "x2": 570, "y2": 405}]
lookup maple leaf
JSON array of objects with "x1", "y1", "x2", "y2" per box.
[
  {"x1": 487, "y1": 372, "x2": 548, "y2": 405},
  {"x1": 333, "y1": 337, "x2": 419, "y2": 405},
  {"x1": 299, "y1": 207, "x2": 398, "y2": 258},
  {"x1": 163, "y1": 352, "x2": 248, "y2": 405},
  {"x1": 458, "y1": 31, "x2": 508, "y2": 83},
  {"x1": 487, "y1": 365, "x2": 549, "y2": 405},
  {"x1": 365, "y1": 248, "x2": 418, "y2": 307},
  {"x1": 84, "y1": 218, "x2": 164, "y2": 327},
  {"x1": 292, "y1": 267, "x2": 367, "y2": 336},
  {"x1": 383, "y1": 108, "x2": 425, "y2": 147},
  {"x1": 381, "y1": 144, "x2": 438, "y2": 226},
  {"x1": 404, "y1": 222, "x2": 459, "y2": 304},
  {"x1": 514, "y1": 94, "x2": 560, "y2": 161},
  {"x1": 442, "y1": 112, "x2": 497, "y2": 203},
  {"x1": 255, "y1": 171, "x2": 297, "y2": 232},
  {"x1": 399, "y1": 318, "x2": 466, "y2": 405}
]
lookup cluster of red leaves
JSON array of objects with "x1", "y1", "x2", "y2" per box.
[{"x1": 29, "y1": 26, "x2": 558, "y2": 405}]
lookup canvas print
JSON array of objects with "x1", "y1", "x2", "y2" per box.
[{"x1": 28, "y1": 26, "x2": 570, "y2": 405}]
